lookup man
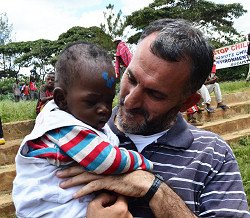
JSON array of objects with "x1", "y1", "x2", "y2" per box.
[
  {"x1": 29, "y1": 76, "x2": 38, "y2": 100},
  {"x1": 12, "y1": 79, "x2": 21, "y2": 102},
  {"x1": 57, "y1": 19, "x2": 250, "y2": 217},
  {"x1": 113, "y1": 37, "x2": 132, "y2": 79},
  {"x1": 199, "y1": 61, "x2": 229, "y2": 113}
]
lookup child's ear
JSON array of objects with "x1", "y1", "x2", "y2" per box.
[{"x1": 53, "y1": 87, "x2": 67, "y2": 110}]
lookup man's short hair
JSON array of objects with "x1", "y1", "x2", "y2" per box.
[{"x1": 140, "y1": 18, "x2": 214, "y2": 95}]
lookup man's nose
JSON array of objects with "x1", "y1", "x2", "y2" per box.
[{"x1": 124, "y1": 86, "x2": 143, "y2": 109}]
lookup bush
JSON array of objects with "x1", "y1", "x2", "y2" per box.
[{"x1": 217, "y1": 65, "x2": 248, "y2": 82}]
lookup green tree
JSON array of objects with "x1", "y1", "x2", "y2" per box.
[
  {"x1": 0, "y1": 12, "x2": 14, "y2": 78},
  {"x1": 0, "y1": 12, "x2": 12, "y2": 45},
  {"x1": 100, "y1": 4, "x2": 127, "y2": 39},
  {"x1": 126, "y1": 0, "x2": 246, "y2": 46},
  {"x1": 57, "y1": 26, "x2": 113, "y2": 56}
]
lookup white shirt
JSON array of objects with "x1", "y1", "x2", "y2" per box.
[{"x1": 126, "y1": 130, "x2": 167, "y2": 152}]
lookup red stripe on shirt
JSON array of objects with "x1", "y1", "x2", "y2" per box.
[
  {"x1": 102, "y1": 146, "x2": 122, "y2": 174},
  {"x1": 138, "y1": 153, "x2": 147, "y2": 170},
  {"x1": 79, "y1": 141, "x2": 110, "y2": 168},
  {"x1": 60, "y1": 129, "x2": 94, "y2": 152},
  {"x1": 27, "y1": 139, "x2": 49, "y2": 150},
  {"x1": 128, "y1": 152, "x2": 135, "y2": 172}
]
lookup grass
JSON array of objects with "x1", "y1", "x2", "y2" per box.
[
  {"x1": 231, "y1": 137, "x2": 250, "y2": 206},
  {"x1": 0, "y1": 100, "x2": 37, "y2": 123},
  {"x1": 1, "y1": 80, "x2": 250, "y2": 123},
  {"x1": 219, "y1": 80, "x2": 250, "y2": 94}
]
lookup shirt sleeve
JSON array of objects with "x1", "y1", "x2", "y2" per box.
[
  {"x1": 199, "y1": 149, "x2": 250, "y2": 217},
  {"x1": 39, "y1": 85, "x2": 46, "y2": 100},
  {"x1": 46, "y1": 126, "x2": 153, "y2": 174},
  {"x1": 119, "y1": 45, "x2": 132, "y2": 67}
]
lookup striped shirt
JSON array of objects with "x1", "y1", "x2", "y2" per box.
[
  {"x1": 109, "y1": 108, "x2": 250, "y2": 217},
  {"x1": 25, "y1": 125, "x2": 153, "y2": 174}
]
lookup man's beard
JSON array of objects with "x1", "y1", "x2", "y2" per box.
[{"x1": 117, "y1": 98, "x2": 182, "y2": 135}]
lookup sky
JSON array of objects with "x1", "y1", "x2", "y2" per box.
[{"x1": 1, "y1": 0, "x2": 249, "y2": 43}]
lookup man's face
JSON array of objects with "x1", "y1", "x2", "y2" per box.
[
  {"x1": 117, "y1": 33, "x2": 191, "y2": 135},
  {"x1": 65, "y1": 70, "x2": 116, "y2": 131}
]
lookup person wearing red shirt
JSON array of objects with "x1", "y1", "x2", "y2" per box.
[
  {"x1": 113, "y1": 37, "x2": 132, "y2": 79},
  {"x1": 29, "y1": 76, "x2": 38, "y2": 100}
]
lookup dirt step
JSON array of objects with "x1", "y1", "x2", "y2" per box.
[
  {"x1": 0, "y1": 193, "x2": 15, "y2": 218},
  {"x1": 0, "y1": 164, "x2": 16, "y2": 193},
  {"x1": 201, "y1": 113, "x2": 250, "y2": 136},
  {"x1": 184, "y1": 100, "x2": 250, "y2": 123},
  {"x1": 2, "y1": 120, "x2": 34, "y2": 141},
  {"x1": 222, "y1": 128, "x2": 250, "y2": 144},
  {"x1": 209, "y1": 90, "x2": 250, "y2": 107},
  {"x1": 0, "y1": 139, "x2": 22, "y2": 165}
]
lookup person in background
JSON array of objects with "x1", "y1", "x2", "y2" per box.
[
  {"x1": 36, "y1": 72, "x2": 55, "y2": 114},
  {"x1": 199, "y1": 60, "x2": 229, "y2": 113},
  {"x1": 29, "y1": 76, "x2": 38, "y2": 100},
  {"x1": 246, "y1": 33, "x2": 250, "y2": 81},
  {"x1": 185, "y1": 93, "x2": 203, "y2": 126},
  {"x1": 0, "y1": 117, "x2": 5, "y2": 145},
  {"x1": 57, "y1": 19, "x2": 250, "y2": 218},
  {"x1": 12, "y1": 79, "x2": 21, "y2": 102},
  {"x1": 12, "y1": 41, "x2": 153, "y2": 218},
  {"x1": 113, "y1": 37, "x2": 132, "y2": 79},
  {"x1": 21, "y1": 82, "x2": 30, "y2": 100}
]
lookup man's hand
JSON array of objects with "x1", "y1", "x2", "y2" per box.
[
  {"x1": 57, "y1": 166, "x2": 197, "y2": 218},
  {"x1": 57, "y1": 166, "x2": 154, "y2": 199},
  {"x1": 86, "y1": 193, "x2": 132, "y2": 218}
]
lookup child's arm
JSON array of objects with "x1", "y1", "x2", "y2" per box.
[{"x1": 47, "y1": 126, "x2": 153, "y2": 174}]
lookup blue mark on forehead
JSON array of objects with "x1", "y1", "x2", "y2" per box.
[{"x1": 102, "y1": 72, "x2": 115, "y2": 88}]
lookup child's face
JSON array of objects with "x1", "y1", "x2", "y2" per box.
[
  {"x1": 65, "y1": 71, "x2": 116, "y2": 130},
  {"x1": 46, "y1": 74, "x2": 55, "y2": 89}
]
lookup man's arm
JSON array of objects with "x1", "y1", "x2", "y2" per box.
[{"x1": 57, "y1": 168, "x2": 197, "y2": 218}]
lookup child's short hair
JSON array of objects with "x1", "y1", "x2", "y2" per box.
[
  {"x1": 55, "y1": 41, "x2": 114, "y2": 89},
  {"x1": 45, "y1": 72, "x2": 55, "y2": 79}
]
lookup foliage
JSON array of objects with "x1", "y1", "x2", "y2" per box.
[
  {"x1": 0, "y1": 77, "x2": 15, "y2": 95},
  {"x1": 0, "y1": 12, "x2": 14, "y2": 78},
  {"x1": 125, "y1": 0, "x2": 246, "y2": 46},
  {"x1": 231, "y1": 138, "x2": 250, "y2": 206},
  {"x1": 0, "y1": 12, "x2": 12, "y2": 45},
  {"x1": 100, "y1": 4, "x2": 127, "y2": 39},
  {"x1": 0, "y1": 26, "x2": 114, "y2": 80},
  {"x1": 216, "y1": 65, "x2": 248, "y2": 82},
  {"x1": 0, "y1": 99, "x2": 37, "y2": 123},
  {"x1": 58, "y1": 26, "x2": 113, "y2": 52}
]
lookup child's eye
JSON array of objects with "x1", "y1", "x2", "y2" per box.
[{"x1": 85, "y1": 100, "x2": 97, "y2": 106}]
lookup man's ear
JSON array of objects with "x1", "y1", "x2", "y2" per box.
[
  {"x1": 180, "y1": 93, "x2": 201, "y2": 112},
  {"x1": 53, "y1": 87, "x2": 67, "y2": 110}
]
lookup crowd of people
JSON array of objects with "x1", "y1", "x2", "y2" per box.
[
  {"x1": 12, "y1": 76, "x2": 38, "y2": 102},
  {"x1": 11, "y1": 18, "x2": 249, "y2": 217}
]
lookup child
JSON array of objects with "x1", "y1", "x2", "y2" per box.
[
  {"x1": 36, "y1": 72, "x2": 55, "y2": 114},
  {"x1": 13, "y1": 42, "x2": 153, "y2": 218}
]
